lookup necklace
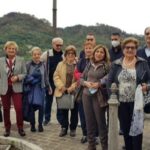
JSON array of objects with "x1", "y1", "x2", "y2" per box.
[{"x1": 123, "y1": 57, "x2": 135, "y2": 67}]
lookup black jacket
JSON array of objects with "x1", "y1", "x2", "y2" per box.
[{"x1": 107, "y1": 57, "x2": 150, "y2": 97}]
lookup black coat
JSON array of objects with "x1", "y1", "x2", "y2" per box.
[{"x1": 107, "y1": 57, "x2": 150, "y2": 97}]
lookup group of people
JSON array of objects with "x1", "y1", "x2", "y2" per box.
[{"x1": 0, "y1": 26, "x2": 150, "y2": 150}]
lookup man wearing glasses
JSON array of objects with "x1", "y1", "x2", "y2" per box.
[
  {"x1": 41, "y1": 37, "x2": 64, "y2": 126},
  {"x1": 137, "y1": 27, "x2": 150, "y2": 68}
]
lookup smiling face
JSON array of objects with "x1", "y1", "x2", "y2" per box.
[
  {"x1": 123, "y1": 42, "x2": 137, "y2": 58},
  {"x1": 32, "y1": 49, "x2": 42, "y2": 63},
  {"x1": 84, "y1": 44, "x2": 94, "y2": 58},
  {"x1": 94, "y1": 48, "x2": 105, "y2": 62},
  {"x1": 5, "y1": 44, "x2": 17, "y2": 58},
  {"x1": 65, "y1": 50, "x2": 76, "y2": 62}
]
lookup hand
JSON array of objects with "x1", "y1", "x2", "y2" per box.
[
  {"x1": 60, "y1": 87, "x2": 67, "y2": 94},
  {"x1": 67, "y1": 87, "x2": 74, "y2": 94},
  {"x1": 91, "y1": 82, "x2": 101, "y2": 89},
  {"x1": 48, "y1": 87, "x2": 53, "y2": 95},
  {"x1": 84, "y1": 81, "x2": 93, "y2": 88},
  {"x1": 141, "y1": 83, "x2": 148, "y2": 92},
  {"x1": 11, "y1": 75, "x2": 19, "y2": 83}
]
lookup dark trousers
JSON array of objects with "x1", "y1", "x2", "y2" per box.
[
  {"x1": 83, "y1": 94, "x2": 108, "y2": 150},
  {"x1": 30, "y1": 105, "x2": 44, "y2": 126},
  {"x1": 44, "y1": 91, "x2": 53, "y2": 122},
  {"x1": 1, "y1": 86, "x2": 23, "y2": 130},
  {"x1": 79, "y1": 100, "x2": 99, "y2": 137},
  {"x1": 60, "y1": 102, "x2": 78, "y2": 130},
  {"x1": 119, "y1": 102, "x2": 143, "y2": 150},
  {"x1": 44, "y1": 88, "x2": 63, "y2": 124},
  {"x1": 78, "y1": 100, "x2": 87, "y2": 136}
]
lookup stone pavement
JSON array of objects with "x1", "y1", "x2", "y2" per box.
[{"x1": 0, "y1": 106, "x2": 150, "y2": 150}]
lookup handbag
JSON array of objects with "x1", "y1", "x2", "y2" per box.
[
  {"x1": 74, "y1": 85, "x2": 84, "y2": 102},
  {"x1": 56, "y1": 94, "x2": 74, "y2": 109},
  {"x1": 74, "y1": 63, "x2": 91, "y2": 103},
  {"x1": 144, "y1": 91, "x2": 150, "y2": 113}
]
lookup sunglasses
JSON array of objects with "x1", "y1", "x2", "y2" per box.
[
  {"x1": 56, "y1": 44, "x2": 63, "y2": 47},
  {"x1": 86, "y1": 38, "x2": 94, "y2": 41},
  {"x1": 124, "y1": 46, "x2": 136, "y2": 50},
  {"x1": 67, "y1": 52, "x2": 75, "y2": 55}
]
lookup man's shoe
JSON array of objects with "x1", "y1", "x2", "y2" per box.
[
  {"x1": 70, "y1": 130, "x2": 76, "y2": 137},
  {"x1": 3, "y1": 130, "x2": 10, "y2": 137},
  {"x1": 18, "y1": 129, "x2": 26, "y2": 136},
  {"x1": 80, "y1": 136, "x2": 87, "y2": 143},
  {"x1": 43, "y1": 120, "x2": 49, "y2": 126},
  {"x1": 38, "y1": 125, "x2": 44, "y2": 132},
  {"x1": 31, "y1": 125, "x2": 36, "y2": 132},
  {"x1": 59, "y1": 128, "x2": 67, "y2": 137}
]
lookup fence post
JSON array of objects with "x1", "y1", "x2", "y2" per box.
[{"x1": 108, "y1": 83, "x2": 119, "y2": 150}]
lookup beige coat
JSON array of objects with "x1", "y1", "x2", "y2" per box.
[{"x1": 53, "y1": 60, "x2": 77, "y2": 97}]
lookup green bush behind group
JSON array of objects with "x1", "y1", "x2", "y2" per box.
[{"x1": 0, "y1": 12, "x2": 145, "y2": 59}]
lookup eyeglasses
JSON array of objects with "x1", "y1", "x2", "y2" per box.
[
  {"x1": 145, "y1": 32, "x2": 150, "y2": 36},
  {"x1": 124, "y1": 46, "x2": 136, "y2": 50},
  {"x1": 67, "y1": 52, "x2": 75, "y2": 55},
  {"x1": 56, "y1": 44, "x2": 63, "y2": 47},
  {"x1": 86, "y1": 38, "x2": 94, "y2": 41}
]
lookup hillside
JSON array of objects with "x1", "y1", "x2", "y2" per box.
[{"x1": 0, "y1": 12, "x2": 145, "y2": 58}]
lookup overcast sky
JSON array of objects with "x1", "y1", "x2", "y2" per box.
[{"x1": 0, "y1": 0, "x2": 149, "y2": 35}]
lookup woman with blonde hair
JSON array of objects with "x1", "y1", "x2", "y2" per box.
[
  {"x1": 0, "y1": 41, "x2": 26, "y2": 137},
  {"x1": 24, "y1": 47, "x2": 52, "y2": 132},
  {"x1": 80, "y1": 44, "x2": 110, "y2": 150}
]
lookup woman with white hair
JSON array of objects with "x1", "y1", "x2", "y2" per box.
[{"x1": 24, "y1": 47, "x2": 52, "y2": 132}]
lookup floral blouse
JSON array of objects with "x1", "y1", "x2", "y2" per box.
[{"x1": 118, "y1": 68, "x2": 136, "y2": 102}]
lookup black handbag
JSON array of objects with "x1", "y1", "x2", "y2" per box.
[{"x1": 56, "y1": 94, "x2": 74, "y2": 109}]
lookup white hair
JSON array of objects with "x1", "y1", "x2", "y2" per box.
[
  {"x1": 52, "y1": 37, "x2": 63, "y2": 45},
  {"x1": 30, "y1": 47, "x2": 42, "y2": 54}
]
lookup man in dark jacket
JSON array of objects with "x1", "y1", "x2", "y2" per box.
[
  {"x1": 41, "y1": 37, "x2": 63, "y2": 125},
  {"x1": 137, "y1": 26, "x2": 150, "y2": 68},
  {"x1": 109, "y1": 32, "x2": 123, "y2": 62}
]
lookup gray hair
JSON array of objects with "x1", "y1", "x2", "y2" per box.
[
  {"x1": 52, "y1": 37, "x2": 63, "y2": 45},
  {"x1": 30, "y1": 47, "x2": 42, "y2": 54}
]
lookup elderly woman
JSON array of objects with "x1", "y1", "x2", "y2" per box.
[
  {"x1": 53, "y1": 45, "x2": 78, "y2": 137},
  {"x1": 80, "y1": 45, "x2": 110, "y2": 150},
  {"x1": 0, "y1": 41, "x2": 26, "y2": 137},
  {"x1": 24, "y1": 47, "x2": 52, "y2": 132},
  {"x1": 108, "y1": 37, "x2": 150, "y2": 150}
]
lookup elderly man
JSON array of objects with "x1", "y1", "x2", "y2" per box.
[
  {"x1": 137, "y1": 26, "x2": 150, "y2": 68},
  {"x1": 41, "y1": 37, "x2": 64, "y2": 125}
]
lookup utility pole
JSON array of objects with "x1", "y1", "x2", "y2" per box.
[{"x1": 53, "y1": 0, "x2": 57, "y2": 36}]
